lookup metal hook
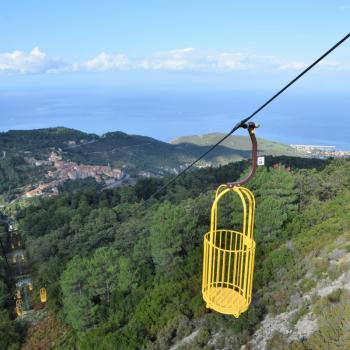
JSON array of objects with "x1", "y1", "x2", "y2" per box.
[{"x1": 227, "y1": 122, "x2": 259, "y2": 188}]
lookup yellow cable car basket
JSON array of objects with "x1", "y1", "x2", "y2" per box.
[
  {"x1": 202, "y1": 122, "x2": 258, "y2": 318},
  {"x1": 16, "y1": 299, "x2": 23, "y2": 317},
  {"x1": 40, "y1": 288, "x2": 47, "y2": 303},
  {"x1": 202, "y1": 185, "x2": 256, "y2": 317}
]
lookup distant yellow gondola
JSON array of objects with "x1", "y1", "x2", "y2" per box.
[
  {"x1": 16, "y1": 299, "x2": 23, "y2": 316},
  {"x1": 40, "y1": 288, "x2": 47, "y2": 303},
  {"x1": 16, "y1": 289, "x2": 21, "y2": 299},
  {"x1": 28, "y1": 283, "x2": 33, "y2": 291}
]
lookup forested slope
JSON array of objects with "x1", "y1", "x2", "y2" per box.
[{"x1": 1, "y1": 156, "x2": 349, "y2": 349}]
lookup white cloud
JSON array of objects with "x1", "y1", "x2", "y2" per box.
[
  {"x1": 207, "y1": 52, "x2": 258, "y2": 70},
  {"x1": 138, "y1": 49, "x2": 261, "y2": 71},
  {"x1": 278, "y1": 61, "x2": 308, "y2": 70},
  {"x1": 318, "y1": 60, "x2": 350, "y2": 72},
  {"x1": 137, "y1": 49, "x2": 313, "y2": 72},
  {"x1": 0, "y1": 47, "x2": 348, "y2": 75},
  {"x1": 139, "y1": 48, "x2": 198, "y2": 70},
  {"x1": 78, "y1": 52, "x2": 130, "y2": 72},
  {"x1": 0, "y1": 47, "x2": 69, "y2": 74}
]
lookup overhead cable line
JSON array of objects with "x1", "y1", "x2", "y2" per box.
[{"x1": 143, "y1": 32, "x2": 350, "y2": 202}]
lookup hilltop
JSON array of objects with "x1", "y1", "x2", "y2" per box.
[{"x1": 171, "y1": 132, "x2": 301, "y2": 157}]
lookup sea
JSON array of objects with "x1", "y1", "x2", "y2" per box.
[{"x1": 0, "y1": 87, "x2": 349, "y2": 150}]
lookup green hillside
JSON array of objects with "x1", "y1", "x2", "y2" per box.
[
  {"x1": 172, "y1": 132, "x2": 303, "y2": 157},
  {"x1": 65, "y1": 131, "x2": 253, "y2": 174},
  {"x1": 0, "y1": 127, "x2": 98, "y2": 154},
  {"x1": 0, "y1": 128, "x2": 305, "y2": 198},
  {"x1": 54, "y1": 130, "x2": 304, "y2": 174},
  {"x1": 2, "y1": 156, "x2": 350, "y2": 349}
]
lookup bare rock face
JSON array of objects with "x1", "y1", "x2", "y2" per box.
[
  {"x1": 169, "y1": 330, "x2": 199, "y2": 350},
  {"x1": 292, "y1": 316, "x2": 318, "y2": 340},
  {"x1": 246, "y1": 306, "x2": 318, "y2": 350},
  {"x1": 289, "y1": 292, "x2": 302, "y2": 307},
  {"x1": 328, "y1": 248, "x2": 347, "y2": 262},
  {"x1": 247, "y1": 309, "x2": 298, "y2": 350},
  {"x1": 246, "y1": 253, "x2": 350, "y2": 350}
]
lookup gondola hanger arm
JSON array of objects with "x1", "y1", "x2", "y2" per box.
[{"x1": 227, "y1": 122, "x2": 259, "y2": 188}]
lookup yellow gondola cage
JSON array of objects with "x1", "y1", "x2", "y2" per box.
[
  {"x1": 40, "y1": 288, "x2": 47, "y2": 303},
  {"x1": 202, "y1": 122, "x2": 258, "y2": 318},
  {"x1": 16, "y1": 299, "x2": 23, "y2": 317}
]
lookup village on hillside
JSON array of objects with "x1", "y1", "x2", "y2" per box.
[{"x1": 23, "y1": 150, "x2": 124, "y2": 198}]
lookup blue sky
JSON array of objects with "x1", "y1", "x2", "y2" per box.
[
  {"x1": 0, "y1": 1, "x2": 349, "y2": 57},
  {"x1": 0, "y1": 1, "x2": 349, "y2": 146},
  {"x1": 0, "y1": 1, "x2": 349, "y2": 86}
]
